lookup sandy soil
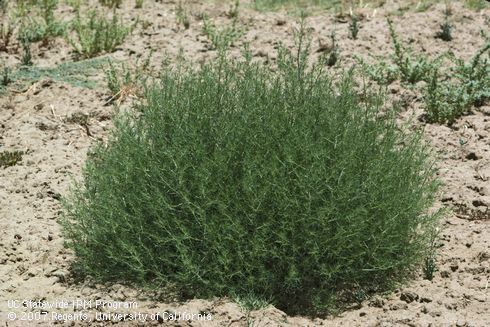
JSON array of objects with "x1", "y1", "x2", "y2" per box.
[{"x1": 0, "y1": 0, "x2": 489, "y2": 326}]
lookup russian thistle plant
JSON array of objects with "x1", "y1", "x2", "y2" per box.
[{"x1": 62, "y1": 28, "x2": 441, "y2": 316}]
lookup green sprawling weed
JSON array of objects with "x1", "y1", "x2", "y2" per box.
[
  {"x1": 387, "y1": 19, "x2": 438, "y2": 84},
  {"x1": 105, "y1": 53, "x2": 151, "y2": 102},
  {"x1": 202, "y1": 15, "x2": 245, "y2": 51},
  {"x1": 16, "y1": 0, "x2": 66, "y2": 44},
  {"x1": 62, "y1": 29, "x2": 442, "y2": 316},
  {"x1": 68, "y1": 10, "x2": 132, "y2": 59},
  {"x1": 423, "y1": 43, "x2": 490, "y2": 124},
  {"x1": 359, "y1": 20, "x2": 488, "y2": 125}
]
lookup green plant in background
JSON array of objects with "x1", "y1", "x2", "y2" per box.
[
  {"x1": 65, "y1": 0, "x2": 84, "y2": 11},
  {"x1": 423, "y1": 69, "x2": 469, "y2": 124},
  {"x1": 1, "y1": 64, "x2": 11, "y2": 87},
  {"x1": 349, "y1": 14, "x2": 359, "y2": 40},
  {"x1": 105, "y1": 53, "x2": 151, "y2": 102},
  {"x1": 423, "y1": 42, "x2": 490, "y2": 124},
  {"x1": 0, "y1": 17, "x2": 15, "y2": 51},
  {"x1": 68, "y1": 10, "x2": 132, "y2": 59},
  {"x1": 423, "y1": 256, "x2": 437, "y2": 280},
  {"x1": 15, "y1": 0, "x2": 65, "y2": 45},
  {"x1": 387, "y1": 19, "x2": 435, "y2": 84},
  {"x1": 325, "y1": 30, "x2": 339, "y2": 67},
  {"x1": 202, "y1": 15, "x2": 245, "y2": 52},
  {"x1": 176, "y1": 0, "x2": 190, "y2": 30},
  {"x1": 234, "y1": 293, "x2": 270, "y2": 311},
  {"x1": 0, "y1": 150, "x2": 25, "y2": 168},
  {"x1": 356, "y1": 56, "x2": 399, "y2": 85},
  {"x1": 227, "y1": 0, "x2": 240, "y2": 18},
  {"x1": 99, "y1": 0, "x2": 122, "y2": 8},
  {"x1": 464, "y1": 0, "x2": 488, "y2": 10},
  {"x1": 422, "y1": 232, "x2": 439, "y2": 281},
  {"x1": 62, "y1": 24, "x2": 442, "y2": 316},
  {"x1": 19, "y1": 38, "x2": 33, "y2": 66},
  {"x1": 253, "y1": 0, "x2": 343, "y2": 12},
  {"x1": 0, "y1": 0, "x2": 7, "y2": 13},
  {"x1": 452, "y1": 43, "x2": 490, "y2": 107},
  {"x1": 435, "y1": 9, "x2": 452, "y2": 41},
  {"x1": 14, "y1": 0, "x2": 32, "y2": 19}
]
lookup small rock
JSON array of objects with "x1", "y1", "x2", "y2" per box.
[
  {"x1": 429, "y1": 310, "x2": 442, "y2": 317},
  {"x1": 400, "y1": 291, "x2": 419, "y2": 303},
  {"x1": 419, "y1": 296, "x2": 432, "y2": 303},
  {"x1": 52, "y1": 270, "x2": 67, "y2": 283},
  {"x1": 477, "y1": 251, "x2": 490, "y2": 262},
  {"x1": 465, "y1": 152, "x2": 479, "y2": 160},
  {"x1": 449, "y1": 262, "x2": 459, "y2": 272},
  {"x1": 421, "y1": 305, "x2": 429, "y2": 314},
  {"x1": 389, "y1": 301, "x2": 408, "y2": 310},
  {"x1": 369, "y1": 296, "x2": 385, "y2": 308},
  {"x1": 276, "y1": 19, "x2": 286, "y2": 26},
  {"x1": 440, "y1": 270, "x2": 451, "y2": 278},
  {"x1": 456, "y1": 321, "x2": 467, "y2": 327},
  {"x1": 255, "y1": 49, "x2": 268, "y2": 57},
  {"x1": 472, "y1": 199, "x2": 488, "y2": 207},
  {"x1": 359, "y1": 311, "x2": 366, "y2": 317}
]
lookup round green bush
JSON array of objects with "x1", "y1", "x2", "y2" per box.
[{"x1": 62, "y1": 49, "x2": 440, "y2": 315}]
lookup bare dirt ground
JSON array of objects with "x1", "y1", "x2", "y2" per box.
[{"x1": 0, "y1": 0, "x2": 489, "y2": 326}]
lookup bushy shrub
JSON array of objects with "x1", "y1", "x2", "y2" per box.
[{"x1": 62, "y1": 40, "x2": 441, "y2": 315}]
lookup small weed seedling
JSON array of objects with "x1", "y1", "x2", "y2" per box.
[
  {"x1": 349, "y1": 14, "x2": 360, "y2": 40},
  {"x1": 176, "y1": 1, "x2": 190, "y2": 30},
  {"x1": 0, "y1": 150, "x2": 25, "y2": 168},
  {"x1": 326, "y1": 30, "x2": 339, "y2": 67},
  {"x1": 20, "y1": 38, "x2": 33, "y2": 66},
  {"x1": 423, "y1": 255, "x2": 437, "y2": 280},
  {"x1": 388, "y1": 19, "x2": 435, "y2": 84},
  {"x1": 1, "y1": 64, "x2": 11, "y2": 86},
  {"x1": 422, "y1": 232, "x2": 439, "y2": 281},
  {"x1": 105, "y1": 54, "x2": 151, "y2": 103},
  {"x1": 99, "y1": 0, "x2": 122, "y2": 8},
  {"x1": 65, "y1": 111, "x2": 89, "y2": 126},
  {"x1": 436, "y1": 10, "x2": 453, "y2": 41},
  {"x1": 0, "y1": 0, "x2": 7, "y2": 13},
  {"x1": 68, "y1": 10, "x2": 132, "y2": 59},
  {"x1": 227, "y1": 0, "x2": 240, "y2": 19},
  {"x1": 66, "y1": 0, "x2": 83, "y2": 11},
  {"x1": 15, "y1": 0, "x2": 65, "y2": 45},
  {"x1": 464, "y1": 0, "x2": 488, "y2": 10},
  {"x1": 0, "y1": 18, "x2": 14, "y2": 51},
  {"x1": 202, "y1": 15, "x2": 245, "y2": 52}
]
